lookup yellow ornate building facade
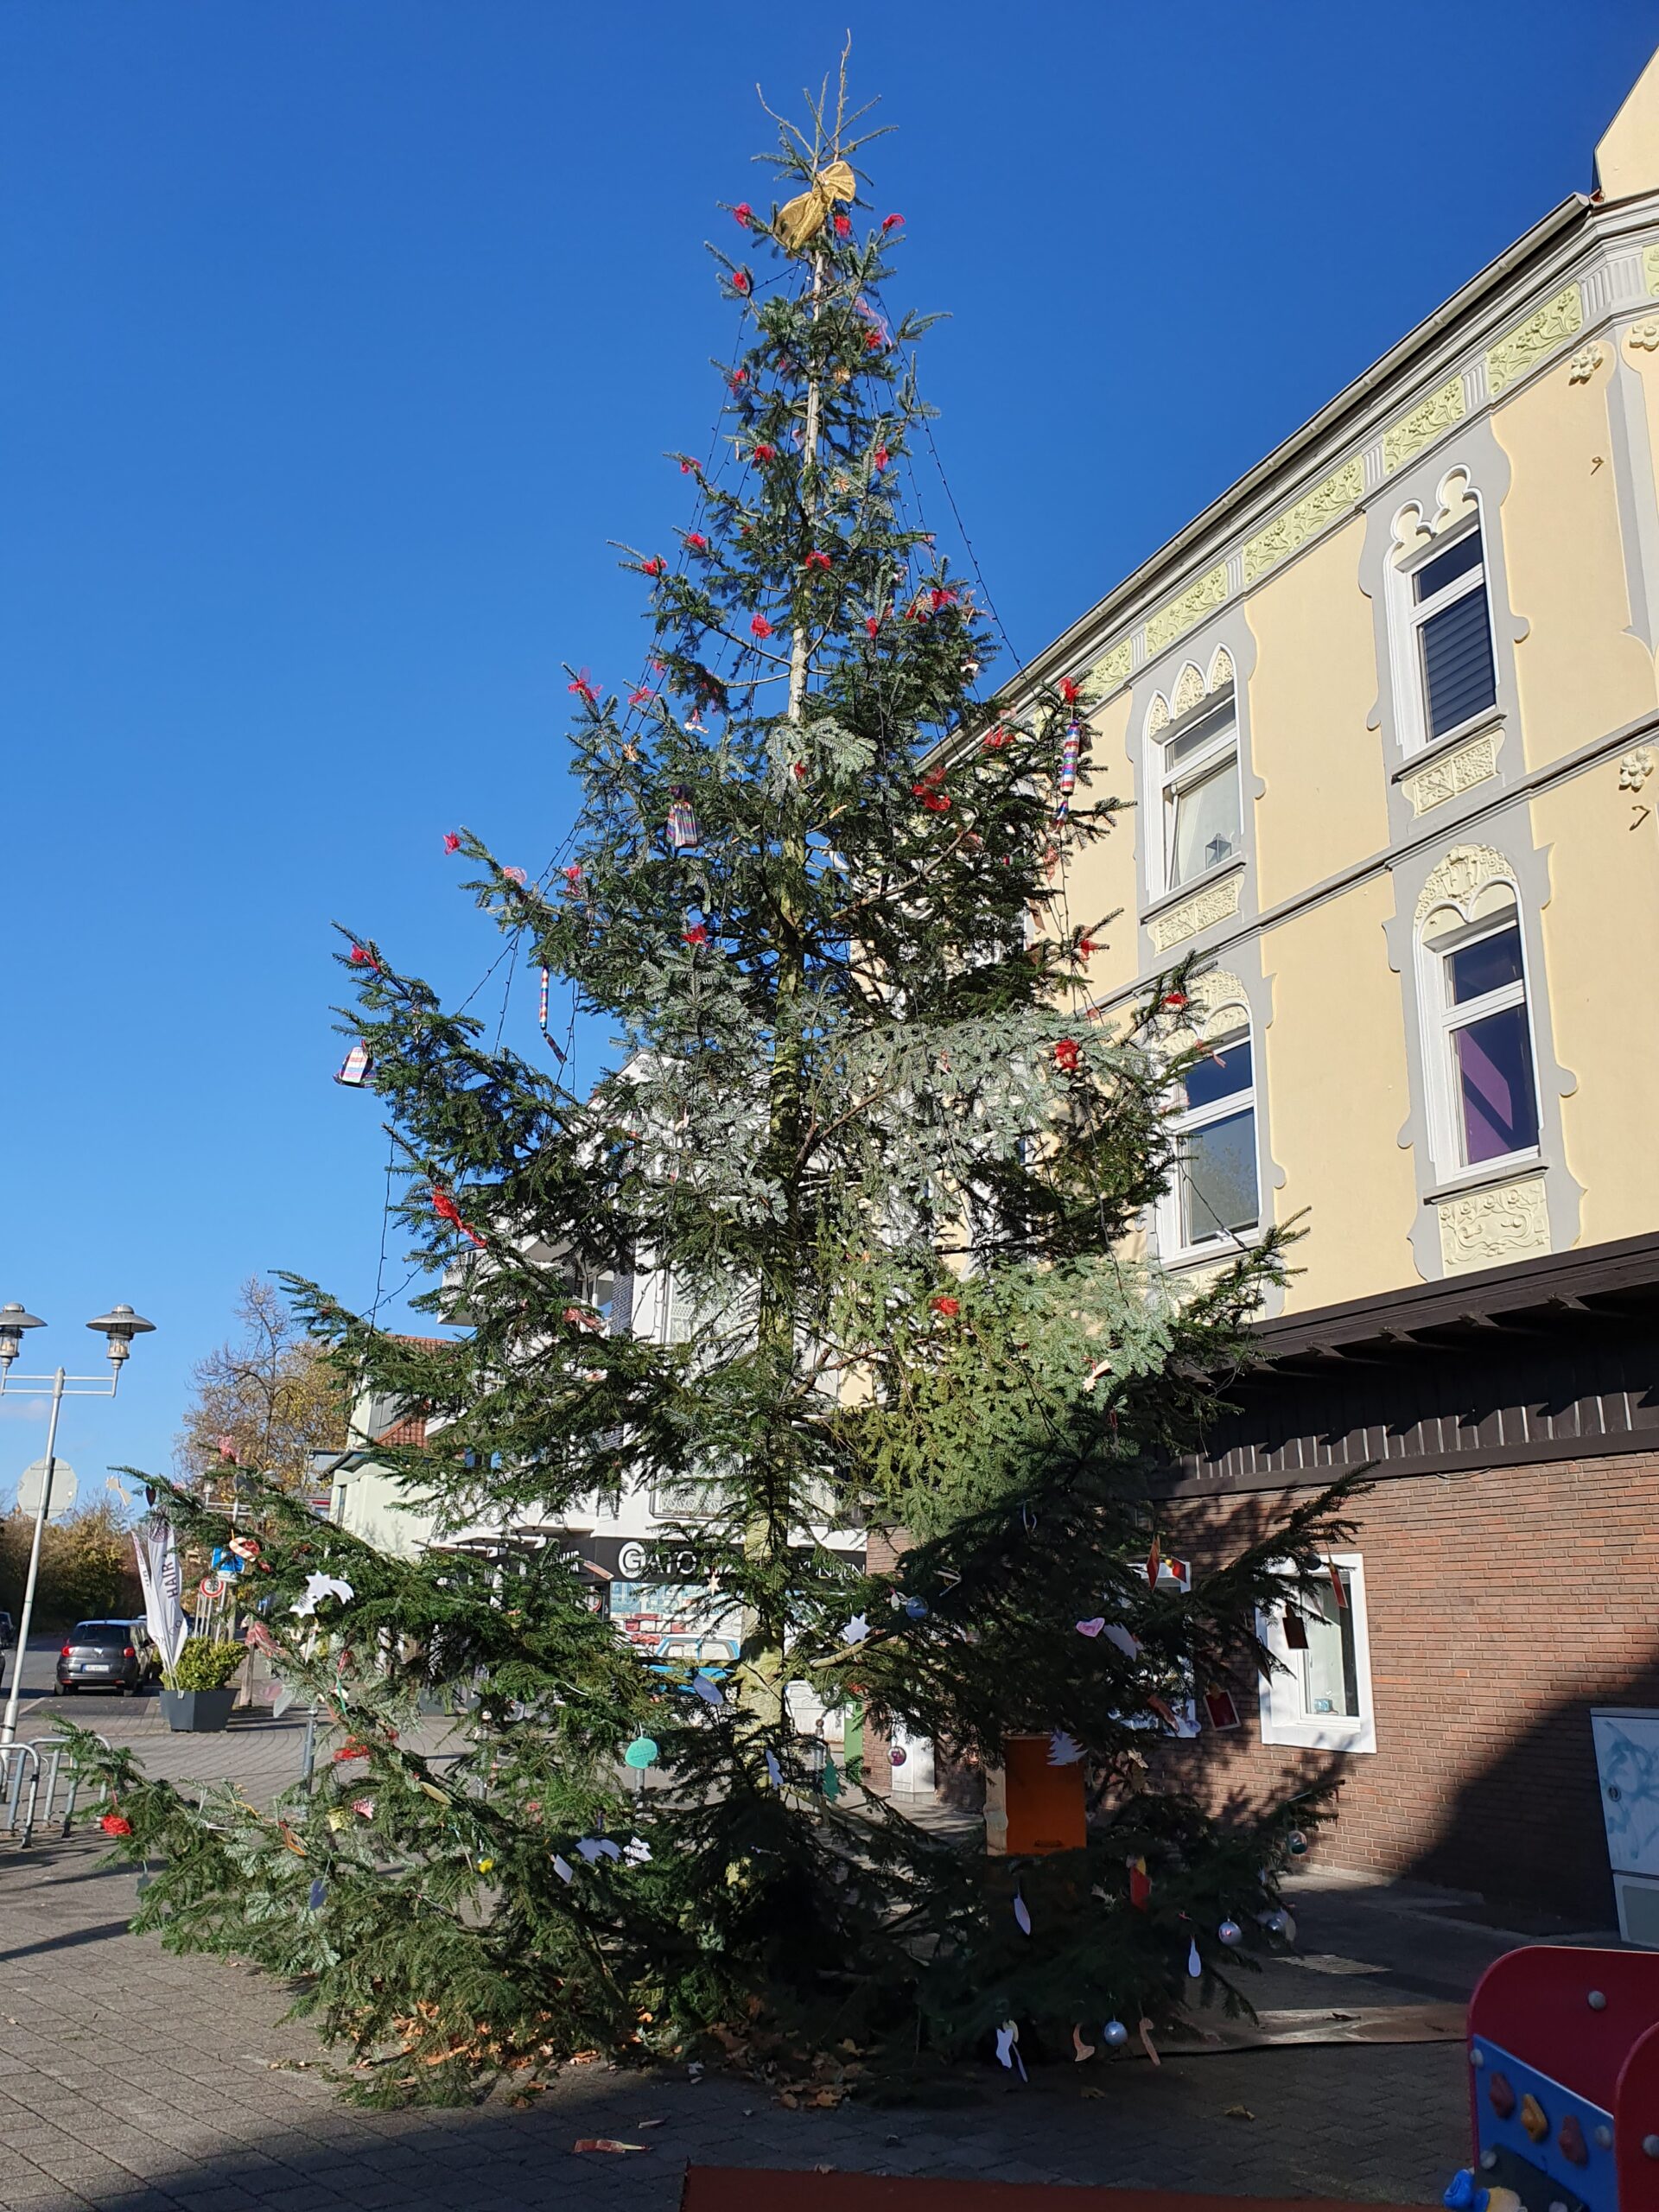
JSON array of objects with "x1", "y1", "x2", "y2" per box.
[
  {"x1": 1042, "y1": 60, "x2": 1659, "y2": 1313},
  {"x1": 1024, "y1": 54, "x2": 1659, "y2": 1923}
]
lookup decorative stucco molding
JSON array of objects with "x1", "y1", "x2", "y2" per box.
[
  {"x1": 1172, "y1": 660, "x2": 1205, "y2": 716},
  {"x1": 1400, "y1": 730, "x2": 1501, "y2": 816},
  {"x1": 1382, "y1": 377, "x2": 1466, "y2": 475},
  {"x1": 1146, "y1": 694, "x2": 1171, "y2": 737},
  {"x1": 1436, "y1": 1175, "x2": 1550, "y2": 1275},
  {"x1": 1619, "y1": 745, "x2": 1656, "y2": 791},
  {"x1": 1414, "y1": 842, "x2": 1515, "y2": 925},
  {"x1": 1145, "y1": 564, "x2": 1227, "y2": 657},
  {"x1": 1629, "y1": 320, "x2": 1659, "y2": 353},
  {"x1": 1568, "y1": 343, "x2": 1607, "y2": 385},
  {"x1": 1172, "y1": 967, "x2": 1250, "y2": 1046},
  {"x1": 1646, "y1": 242, "x2": 1659, "y2": 298},
  {"x1": 1389, "y1": 466, "x2": 1478, "y2": 567},
  {"x1": 1241, "y1": 459, "x2": 1365, "y2": 585},
  {"x1": 1485, "y1": 284, "x2": 1583, "y2": 398},
  {"x1": 1090, "y1": 638, "x2": 1133, "y2": 693},
  {"x1": 1209, "y1": 645, "x2": 1235, "y2": 692},
  {"x1": 1149, "y1": 872, "x2": 1242, "y2": 952}
]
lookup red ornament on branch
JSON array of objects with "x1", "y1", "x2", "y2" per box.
[
  {"x1": 99, "y1": 1813, "x2": 133, "y2": 1837},
  {"x1": 732, "y1": 202, "x2": 753, "y2": 226},
  {"x1": 750, "y1": 613, "x2": 774, "y2": 639},
  {"x1": 864, "y1": 616, "x2": 880, "y2": 638},
  {"x1": 628, "y1": 687, "x2": 655, "y2": 708},
  {"x1": 731, "y1": 269, "x2": 752, "y2": 296},
  {"x1": 863, "y1": 329, "x2": 884, "y2": 352},
  {"x1": 931, "y1": 1295, "x2": 961, "y2": 1319},
  {"x1": 442, "y1": 832, "x2": 461, "y2": 854},
  {"x1": 431, "y1": 1189, "x2": 486, "y2": 1249},
  {"x1": 641, "y1": 556, "x2": 665, "y2": 576},
  {"x1": 349, "y1": 944, "x2": 375, "y2": 968},
  {"x1": 833, "y1": 213, "x2": 852, "y2": 238},
  {"x1": 804, "y1": 550, "x2": 832, "y2": 572},
  {"x1": 753, "y1": 442, "x2": 777, "y2": 461},
  {"x1": 873, "y1": 446, "x2": 890, "y2": 471},
  {"x1": 682, "y1": 924, "x2": 709, "y2": 946},
  {"x1": 1058, "y1": 677, "x2": 1081, "y2": 705},
  {"x1": 686, "y1": 531, "x2": 709, "y2": 551},
  {"x1": 1054, "y1": 1038, "x2": 1082, "y2": 1073},
  {"x1": 1162, "y1": 991, "x2": 1188, "y2": 1010},
  {"x1": 568, "y1": 673, "x2": 597, "y2": 705},
  {"x1": 881, "y1": 212, "x2": 904, "y2": 232}
]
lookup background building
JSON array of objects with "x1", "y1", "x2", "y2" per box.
[{"x1": 1033, "y1": 50, "x2": 1659, "y2": 1920}]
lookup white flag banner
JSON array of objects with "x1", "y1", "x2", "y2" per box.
[{"x1": 132, "y1": 1519, "x2": 189, "y2": 1671}]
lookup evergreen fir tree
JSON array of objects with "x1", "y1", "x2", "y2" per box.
[{"x1": 79, "y1": 73, "x2": 1356, "y2": 2105}]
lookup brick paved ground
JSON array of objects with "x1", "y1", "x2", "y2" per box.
[{"x1": 0, "y1": 1655, "x2": 1599, "y2": 2212}]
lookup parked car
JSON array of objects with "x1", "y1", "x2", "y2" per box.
[{"x1": 55, "y1": 1620, "x2": 155, "y2": 1696}]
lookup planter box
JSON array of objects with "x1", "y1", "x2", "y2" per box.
[{"x1": 160, "y1": 1688, "x2": 237, "y2": 1733}]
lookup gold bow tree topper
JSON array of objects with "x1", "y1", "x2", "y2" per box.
[{"x1": 774, "y1": 159, "x2": 855, "y2": 253}]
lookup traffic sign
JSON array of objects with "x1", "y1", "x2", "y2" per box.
[{"x1": 17, "y1": 1458, "x2": 78, "y2": 1522}]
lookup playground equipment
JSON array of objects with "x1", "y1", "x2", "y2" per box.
[{"x1": 1444, "y1": 1946, "x2": 1659, "y2": 2212}]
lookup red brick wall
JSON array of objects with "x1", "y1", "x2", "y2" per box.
[{"x1": 1148, "y1": 1452, "x2": 1659, "y2": 1919}]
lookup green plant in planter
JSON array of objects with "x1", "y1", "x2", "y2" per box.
[{"x1": 162, "y1": 1637, "x2": 245, "y2": 1693}]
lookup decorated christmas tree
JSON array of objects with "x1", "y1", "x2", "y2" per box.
[{"x1": 79, "y1": 71, "x2": 1354, "y2": 2104}]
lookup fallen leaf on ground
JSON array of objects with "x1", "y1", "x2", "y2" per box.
[
  {"x1": 635, "y1": 2117, "x2": 665, "y2": 2128},
  {"x1": 1081, "y1": 2086, "x2": 1106, "y2": 2100},
  {"x1": 573, "y1": 2139, "x2": 649, "y2": 2154},
  {"x1": 1225, "y1": 2105, "x2": 1255, "y2": 2120}
]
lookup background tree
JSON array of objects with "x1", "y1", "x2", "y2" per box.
[
  {"x1": 76, "y1": 73, "x2": 1351, "y2": 2105},
  {"x1": 0, "y1": 1495, "x2": 141, "y2": 1630},
  {"x1": 175, "y1": 1275, "x2": 348, "y2": 1491}
]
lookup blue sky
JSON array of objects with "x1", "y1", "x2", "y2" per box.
[{"x1": 2, "y1": 0, "x2": 1654, "y2": 1499}]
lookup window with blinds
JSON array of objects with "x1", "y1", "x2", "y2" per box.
[{"x1": 1412, "y1": 528, "x2": 1497, "y2": 741}]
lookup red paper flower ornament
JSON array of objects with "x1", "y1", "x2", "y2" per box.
[
  {"x1": 750, "y1": 613, "x2": 774, "y2": 639},
  {"x1": 641, "y1": 556, "x2": 665, "y2": 576},
  {"x1": 874, "y1": 446, "x2": 890, "y2": 470},
  {"x1": 931, "y1": 1295, "x2": 961, "y2": 1319},
  {"x1": 442, "y1": 832, "x2": 461, "y2": 853},
  {"x1": 686, "y1": 531, "x2": 709, "y2": 552},
  {"x1": 349, "y1": 944, "x2": 373, "y2": 967},
  {"x1": 682, "y1": 924, "x2": 709, "y2": 945},
  {"x1": 99, "y1": 1814, "x2": 133, "y2": 1837},
  {"x1": 568, "y1": 673, "x2": 597, "y2": 704},
  {"x1": 833, "y1": 213, "x2": 852, "y2": 238},
  {"x1": 753, "y1": 442, "x2": 777, "y2": 462},
  {"x1": 628, "y1": 687, "x2": 655, "y2": 708},
  {"x1": 431, "y1": 1188, "x2": 486, "y2": 1249},
  {"x1": 863, "y1": 329, "x2": 884, "y2": 352},
  {"x1": 732, "y1": 202, "x2": 753, "y2": 226},
  {"x1": 1054, "y1": 1038, "x2": 1083, "y2": 1073},
  {"x1": 804, "y1": 550, "x2": 832, "y2": 572},
  {"x1": 1162, "y1": 991, "x2": 1188, "y2": 1010},
  {"x1": 1058, "y1": 677, "x2": 1081, "y2": 705},
  {"x1": 732, "y1": 269, "x2": 752, "y2": 296},
  {"x1": 864, "y1": 616, "x2": 880, "y2": 638},
  {"x1": 881, "y1": 213, "x2": 904, "y2": 232}
]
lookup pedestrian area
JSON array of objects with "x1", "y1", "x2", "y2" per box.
[{"x1": 0, "y1": 1694, "x2": 1608, "y2": 2212}]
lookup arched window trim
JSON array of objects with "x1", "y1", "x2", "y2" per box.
[
  {"x1": 1413, "y1": 861, "x2": 1543, "y2": 1182},
  {"x1": 1386, "y1": 469, "x2": 1501, "y2": 759}
]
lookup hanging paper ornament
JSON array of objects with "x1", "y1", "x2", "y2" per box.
[
  {"x1": 1047, "y1": 1731, "x2": 1084, "y2": 1766},
  {"x1": 1286, "y1": 1828, "x2": 1309, "y2": 1856},
  {"x1": 291, "y1": 1572, "x2": 354, "y2": 1618},
  {"x1": 1282, "y1": 1604, "x2": 1308, "y2": 1651},
  {"x1": 1137, "y1": 2018, "x2": 1160, "y2": 2068},
  {"x1": 1013, "y1": 1888, "x2": 1032, "y2": 1936},
  {"x1": 99, "y1": 1812, "x2": 133, "y2": 1837},
  {"x1": 1145, "y1": 1536, "x2": 1162, "y2": 1589},
  {"x1": 667, "y1": 787, "x2": 701, "y2": 851},
  {"x1": 1075, "y1": 1617, "x2": 1106, "y2": 1638},
  {"x1": 1327, "y1": 1559, "x2": 1348, "y2": 1609},
  {"x1": 334, "y1": 1041, "x2": 372, "y2": 1088},
  {"x1": 623, "y1": 1736, "x2": 658, "y2": 1770},
  {"x1": 431, "y1": 1188, "x2": 486, "y2": 1249},
  {"x1": 1128, "y1": 1857, "x2": 1152, "y2": 1910},
  {"x1": 839, "y1": 1613, "x2": 869, "y2": 1646},
  {"x1": 820, "y1": 1755, "x2": 841, "y2": 1802},
  {"x1": 552, "y1": 1854, "x2": 574, "y2": 1884},
  {"x1": 1203, "y1": 1688, "x2": 1243, "y2": 1731},
  {"x1": 624, "y1": 1837, "x2": 652, "y2": 1865},
  {"x1": 690, "y1": 1671, "x2": 725, "y2": 1707},
  {"x1": 1102, "y1": 2018, "x2": 1129, "y2": 2049},
  {"x1": 537, "y1": 969, "x2": 568, "y2": 1064},
  {"x1": 578, "y1": 1837, "x2": 622, "y2": 1864},
  {"x1": 1186, "y1": 1938, "x2": 1203, "y2": 1980},
  {"x1": 1218, "y1": 1918, "x2": 1243, "y2": 1946},
  {"x1": 765, "y1": 1750, "x2": 783, "y2": 1789},
  {"x1": 1071, "y1": 2025, "x2": 1096, "y2": 2063},
  {"x1": 442, "y1": 831, "x2": 461, "y2": 853},
  {"x1": 1102, "y1": 1623, "x2": 1140, "y2": 1659},
  {"x1": 993, "y1": 2020, "x2": 1027, "y2": 2081},
  {"x1": 1056, "y1": 721, "x2": 1081, "y2": 819}
]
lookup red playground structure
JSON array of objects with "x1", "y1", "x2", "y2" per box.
[{"x1": 1444, "y1": 1946, "x2": 1659, "y2": 2212}]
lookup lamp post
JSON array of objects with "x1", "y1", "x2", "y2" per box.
[{"x1": 0, "y1": 1302, "x2": 156, "y2": 1746}]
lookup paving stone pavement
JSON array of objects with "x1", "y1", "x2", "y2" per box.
[{"x1": 0, "y1": 1688, "x2": 1539, "y2": 2211}]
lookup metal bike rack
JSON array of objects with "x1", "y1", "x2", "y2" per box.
[{"x1": 0, "y1": 1732, "x2": 112, "y2": 1848}]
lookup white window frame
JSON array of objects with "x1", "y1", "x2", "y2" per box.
[
  {"x1": 1391, "y1": 512, "x2": 1499, "y2": 757},
  {"x1": 1415, "y1": 886, "x2": 1542, "y2": 1184},
  {"x1": 1255, "y1": 1553, "x2": 1376, "y2": 1755},
  {"x1": 1154, "y1": 702, "x2": 1242, "y2": 899},
  {"x1": 1156, "y1": 1013, "x2": 1261, "y2": 1265}
]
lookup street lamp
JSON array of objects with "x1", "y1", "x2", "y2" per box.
[{"x1": 0, "y1": 1301, "x2": 156, "y2": 1745}]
